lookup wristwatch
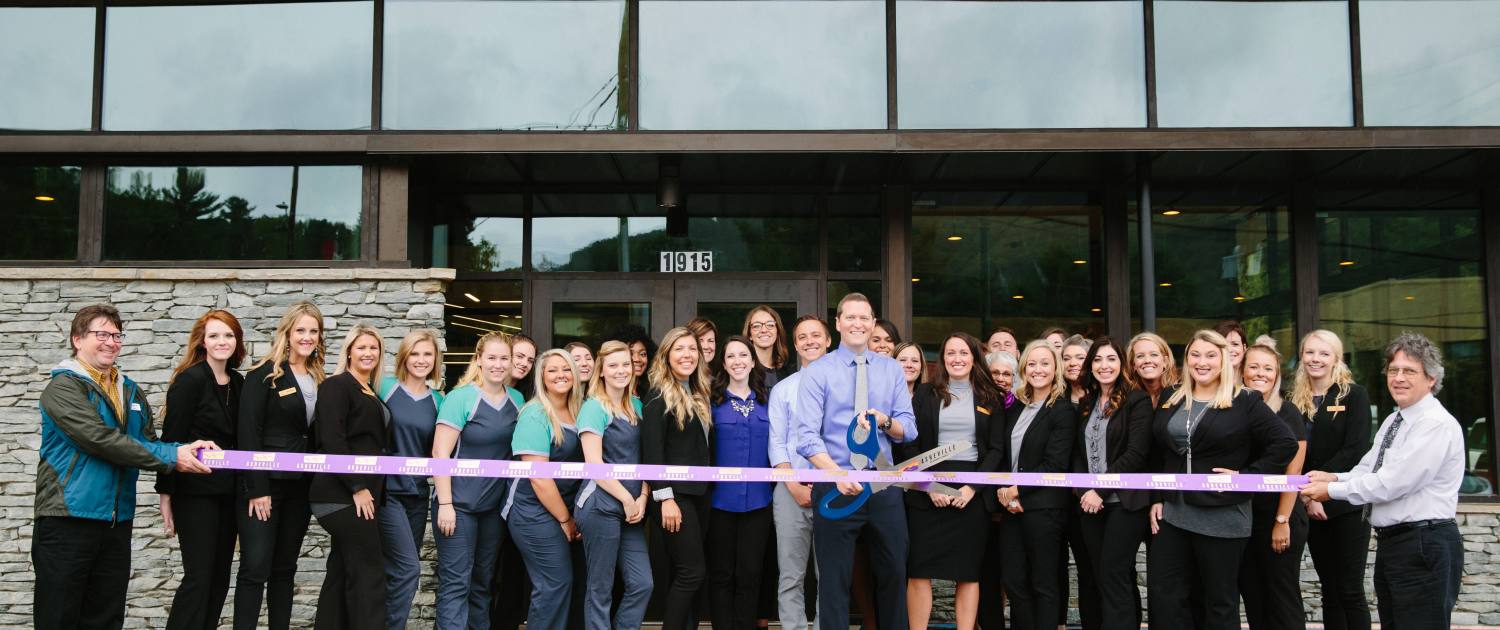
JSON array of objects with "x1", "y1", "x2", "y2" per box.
[
  {"x1": 1275, "y1": 514, "x2": 1289, "y2": 524},
  {"x1": 878, "y1": 417, "x2": 893, "y2": 432}
]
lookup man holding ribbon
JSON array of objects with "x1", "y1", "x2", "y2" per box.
[
  {"x1": 1301, "y1": 332, "x2": 1465, "y2": 630},
  {"x1": 795, "y1": 292, "x2": 918, "y2": 630}
]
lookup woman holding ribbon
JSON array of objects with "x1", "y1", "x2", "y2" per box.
[
  {"x1": 507, "y1": 349, "x2": 587, "y2": 630},
  {"x1": 576, "y1": 341, "x2": 653, "y2": 630},
  {"x1": 378, "y1": 329, "x2": 445, "y2": 629},
  {"x1": 1146, "y1": 329, "x2": 1296, "y2": 630},
  {"x1": 1238, "y1": 338, "x2": 1309, "y2": 630},
  {"x1": 706, "y1": 335, "x2": 774, "y2": 629},
  {"x1": 432, "y1": 332, "x2": 522, "y2": 630}
]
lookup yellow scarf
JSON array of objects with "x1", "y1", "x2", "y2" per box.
[{"x1": 80, "y1": 361, "x2": 124, "y2": 421}]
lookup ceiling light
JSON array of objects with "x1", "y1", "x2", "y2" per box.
[
  {"x1": 947, "y1": 235, "x2": 963, "y2": 241},
  {"x1": 1162, "y1": 209, "x2": 1181, "y2": 216},
  {"x1": 911, "y1": 277, "x2": 921, "y2": 283},
  {"x1": 1233, "y1": 296, "x2": 1246, "y2": 302},
  {"x1": 1073, "y1": 259, "x2": 1087, "y2": 265},
  {"x1": 1090, "y1": 307, "x2": 1102, "y2": 313},
  {"x1": 1339, "y1": 260, "x2": 1356, "y2": 267},
  {"x1": 463, "y1": 293, "x2": 480, "y2": 303},
  {"x1": 443, "y1": 302, "x2": 466, "y2": 309},
  {"x1": 1404, "y1": 295, "x2": 1416, "y2": 301},
  {"x1": 1158, "y1": 282, "x2": 1172, "y2": 288},
  {"x1": 34, "y1": 195, "x2": 54, "y2": 202},
  {"x1": 1011, "y1": 294, "x2": 1024, "y2": 300}
]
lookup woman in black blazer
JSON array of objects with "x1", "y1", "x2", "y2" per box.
[
  {"x1": 1147, "y1": 330, "x2": 1297, "y2": 630},
  {"x1": 983, "y1": 340, "x2": 1075, "y2": 630},
  {"x1": 311, "y1": 323, "x2": 393, "y2": 630},
  {"x1": 900, "y1": 333, "x2": 1001, "y2": 630},
  {"x1": 1289, "y1": 329, "x2": 1372, "y2": 630},
  {"x1": 234, "y1": 302, "x2": 325, "y2": 630},
  {"x1": 1071, "y1": 337, "x2": 1153, "y2": 630},
  {"x1": 639, "y1": 326, "x2": 715, "y2": 630},
  {"x1": 157, "y1": 310, "x2": 247, "y2": 630}
]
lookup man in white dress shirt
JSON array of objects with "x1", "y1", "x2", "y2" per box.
[
  {"x1": 767, "y1": 315, "x2": 831, "y2": 630},
  {"x1": 1302, "y1": 332, "x2": 1465, "y2": 630}
]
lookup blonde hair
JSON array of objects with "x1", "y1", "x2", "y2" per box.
[
  {"x1": 1124, "y1": 332, "x2": 1178, "y2": 399},
  {"x1": 455, "y1": 332, "x2": 511, "y2": 389},
  {"x1": 1289, "y1": 329, "x2": 1356, "y2": 417},
  {"x1": 1167, "y1": 330, "x2": 1238, "y2": 409},
  {"x1": 526, "y1": 349, "x2": 585, "y2": 446},
  {"x1": 393, "y1": 329, "x2": 442, "y2": 388},
  {"x1": 1242, "y1": 337, "x2": 1286, "y2": 413},
  {"x1": 252, "y1": 302, "x2": 326, "y2": 385},
  {"x1": 647, "y1": 327, "x2": 712, "y2": 431},
  {"x1": 588, "y1": 340, "x2": 639, "y2": 425},
  {"x1": 334, "y1": 323, "x2": 385, "y2": 386},
  {"x1": 1016, "y1": 340, "x2": 1066, "y2": 407}
]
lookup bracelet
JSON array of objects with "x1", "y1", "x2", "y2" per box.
[
  {"x1": 559, "y1": 517, "x2": 572, "y2": 525},
  {"x1": 438, "y1": 501, "x2": 452, "y2": 506}
]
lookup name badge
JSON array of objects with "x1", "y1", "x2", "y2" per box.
[
  {"x1": 1328, "y1": 405, "x2": 1346, "y2": 412},
  {"x1": 278, "y1": 387, "x2": 298, "y2": 397},
  {"x1": 130, "y1": 403, "x2": 141, "y2": 412},
  {"x1": 976, "y1": 405, "x2": 991, "y2": 415}
]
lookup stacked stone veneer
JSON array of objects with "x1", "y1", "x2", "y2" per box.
[{"x1": 1, "y1": 267, "x2": 1498, "y2": 628}]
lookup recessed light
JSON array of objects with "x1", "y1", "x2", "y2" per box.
[
  {"x1": 1404, "y1": 295, "x2": 1416, "y2": 301},
  {"x1": 1090, "y1": 307, "x2": 1102, "y2": 313},
  {"x1": 1162, "y1": 209, "x2": 1181, "y2": 216},
  {"x1": 443, "y1": 302, "x2": 466, "y2": 309},
  {"x1": 1073, "y1": 260, "x2": 1087, "y2": 265},
  {"x1": 463, "y1": 293, "x2": 480, "y2": 303},
  {"x1": 911, "y1": 277, "x2": 921, "y2": 283},
  {"x1": 1158, "y1": 282, "x2": 1172, "y2": 288},
  {"x1": 1339, "y1": 261, "x2": 1356, "y2": 267},
  {"x1": 1011, "y1": 295, "x2": 1024, "y2": 300},
  {"x1": 947, "y1": 235, "x2": 963, "y2": 241},
  {"x1": 1233, "y1": 296, "x2": 1246, "y2": 302},
  {"x1": 34, "y1": 195, "x2": 55, "y2": 202}
]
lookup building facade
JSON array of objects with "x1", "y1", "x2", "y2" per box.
[{"x1": 3, "y1": 0, "x2": 1500, "y2": 626}]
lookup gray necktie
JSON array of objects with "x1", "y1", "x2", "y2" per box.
[
  {"x1": 854, "y1": 354, "x2": 869, "y2": 416},
  {"x1": 1363, "y1": 412, "x2": 1405, "y2": 521}
]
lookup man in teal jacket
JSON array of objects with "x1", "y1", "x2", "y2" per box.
[{"x1": 34, "y1": 304, "x2": 216, "y2": 630}]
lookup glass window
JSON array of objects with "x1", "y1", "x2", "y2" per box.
[
  {"x1": 0, "y1": 8, "x2": 94, "y2": 131},
  {"x1": 1317, "y1": 192, "x2": 1492, "y2": 493},
  {"x1": 896, "y1": 1, "x2": 1145, "y2": 129},
  {"x1": 439, "y1": 195, "x2": 524, "y2": 273},
  {"x1": 827, "y1": 195, "x2": 882, "y2": 272},
  {"x1": 103, "y1": 2, "x2": 372, "y2": 131},
  {"x1": 530, "y1": 194, "x2": 665, "y2": 272},
  {"x1": 912, "y1": 192, "x2": 1105, "y2": 353},
  {"x1": 639, "y1": 0, "x2": 886, "y2": 130},
  {"x1": 383, "y1": 0, "x2": 626, "y2": 130},
  {"x1": 444, "y1": 279, "x2": 524, "y2": 386},
  {"x1": 0, "y1": 166, "x2": 81, "y2": 260},
  {"x1": 103, "y1": 165, "x2": 363, "y2": 260},
  {"x1": 1128, "y1": 192, "x2": 1295, "y2": 350},
  {"x1": 553, "y1": 302, "x2": 652, "y2": 350},
  {"x1": 685, "y1": 195, "x2": 820, "y2": 272},
  {"x1": 1155, "y1": 1, "x2": 1353, "y2": 127},
  {"x1": 1361, "y1": 0, "x2": 1500, "y2": 126},
  {"x1": 827, "y1": 279, "x2": 882, "y2": 347}
]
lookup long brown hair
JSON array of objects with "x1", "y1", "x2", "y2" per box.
[
  {"x1": 742, "y1": 305, "x2": 789, "y2": 369},
  {"x1": 252, "y1": 302, "x2": 326, "y2": 385},
  {"x1": 930, "y1": 333, "x2": 1003, "y2": 410},
  {"x1": 710, "y1": 335, "x2": 768, "y2": 406},
  {"x1": 1077, "y1": 336, "x2": 1128, "y2": 418},
  {"x1": 170, "y1": 309, "x2": 248, "y2": 384},
  {"x1": 647, "y1": 327, "x2": 712, "y2": 430}
]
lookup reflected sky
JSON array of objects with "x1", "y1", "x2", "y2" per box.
[
  {"x1": 1362, "y1": 0, "x2": 1500, "y2": 126},
  {"x1": 464, "y1": 217, "x2": 524, "y2": 271},
  {"x1": 106, "y1": 166, "x2": 362, "y2": 225},
  {"x1": 897, "y1": 1, "x2": 1145, "y2": 129},
  {"x1": 103, "y1": 2, "x2": 372, "y2": 131},
  {"x1": 640, "y1": 0, "x2": 885, "y2": 130},
  {"x1": 0, "y1": 8, "x2": 94, "y2": 131},
  {"x1": 384, "y1": 0, "x2": 625, "y2": 130},
  {"x1": 1155, "y1": 1, "x2": 1352, "y2": 127}
]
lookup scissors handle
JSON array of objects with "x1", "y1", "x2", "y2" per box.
[{"x1": 818, "y1": 482, "x2": 872, "y2": 520}]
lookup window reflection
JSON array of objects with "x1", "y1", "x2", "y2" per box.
[
  {"x1": 103, "y1": 2, "x2": 372, "y2": 131},
  {"x1": 912, "y1": 192, "x2": 1105, "y2": 351},
  {"x1": 1317, "y1": 193, "x2": 1492, "y2": 492},
  {"x1": 1, "y1": 166, "x2": 81, "y2": 260},
  {"x1": 897, "y1": 1, "x2": 1145, "y2": 129},
  {"x1": 554, "y1": 302, "x2": 651, "y2": 350},
  {"x1": 1361, "y1": 0, "x2": 1500, "y2": 126},
  {"x1": 444, "y1": 279, "x2": 524, "y2": 386},
  {"x1": 639, "y1": 0, "x2": 885, "y2": 130},
  {"x1": 439, "y1": 194, "x2": 523, "y2": 273},
  {"x1": 103, "y1": 165, "x2": 363, "y2": 260},
  {"x1": 383, "y1": 0, "x2": 626, "y2": 130},
  {"x1": 1155, "y1": 0, "x2": 1352, "y2": 127},
  {"x1": 827, "y1": 195, "x2": 883, "y2": 272},
  {"x1": 0, "y1": 8, "x2": 94, "y2": 131}
]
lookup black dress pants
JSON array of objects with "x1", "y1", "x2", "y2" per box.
[
  {"x1": 1000, "y1": 507, "x2": 1066, "y2": 630},
  {"x1": 709, "y1": 506, "x2": 774, "y2": 630},
  {"x1": 977, "y1": 515, "x2": 1006, "y2": 630},
  {"x1": 33, "y1": 516, "x2": 132, "y2": 630},
  {"x1": 1307, "y1": 510, "x2": 1372, "y2": 630},
  {"x1": 234, "y1": 479, "x2": 311, "y2": 630},
  {"x1": 1065, "y1": 506, "x2": 1102, "y2": 629},
  {"x1": 1240, "y1": 507, "x2": 1308, "y2": 630},
  {"x1": 661, "y1": 493, "x2": 711, "y2": 630},
  {"x1": 1079, "y1": 504, "x2": 1149, "y2": 630},
  {"x1": 812, "y1": 484, "x2": 909, "y2": 630},
  {"x1": 1146, "y1": 521, "x2": 1247, "y2": 630},
  {"x1": 166, "y1": 493, "x2": 238, "y2": 630},
  {"x1": 1374, "y1": 521, "x2": 1463, "y2": 630},
  {"x1": 313, "y1": 505, "x2": 386, "y2": 630}
]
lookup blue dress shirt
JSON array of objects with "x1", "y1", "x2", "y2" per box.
[
  {"x1": 794, "y1": 344, "x2": 917, "y2": 469},
  {"x1": 712, "y1": 389, "x2": 773, "y2": 512},
  {"x1": 768, "y1": 371, "x2": 811, "y2": 470}
]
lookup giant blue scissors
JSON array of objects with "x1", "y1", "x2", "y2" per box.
[{"x1": 817, "y1": 413, "x2": 970, "y2": 520}]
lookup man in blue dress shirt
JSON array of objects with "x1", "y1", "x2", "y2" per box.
[{"x1": 796, "y1": 293, "x2": 918, "y2": 630}]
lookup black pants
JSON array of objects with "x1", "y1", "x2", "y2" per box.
[
  {"x1": 1065, "y1": 506, "x2": 1102, "y2": 629},
  {"x1": 1307, "y1": 510, "x2": 1372, "y2": 630},
  {"x1": 1146, "y1": 521, "x2": 1247, "y2": 630},
  {"x1": 1374, "y1": 521, "x2": 1463, "y2": 630},
  {"x1": 1079, "y1": 504, "x2": 1149, "y2": 630},
  {"x1": 660, "y1": 493, "x2": 711, "y2": 630},
  {"x1": 1240, "y1": 507, "x2": 1309, "y2": 630},
  {"x1": 977, "y1": 515, "x2": 1005, "y2": 630},
  {"x1": 708, "y1": 506, "x2": 773, "y2": 630},
  {"x1": 1001, "y1": 507, "x2": 1065, "y2": 630},
  {"x1": 491, "y1": 530, "x2": 531, "y2": 630},
  {"x1": 235, "y1": 479, "x2": 311, "y2": 630},
  {"x1": 167, "y1": 493, "x2": 238, "y2": 630},
  {"x1": 33, "y1": 516, "x2": 132, "y2": 630},
  {"x1": 313, "y1": 505, "x2": 386, "y2": 630},
  {"x1": 813, "y1": 484, "x2": 909, "y2": 630}
]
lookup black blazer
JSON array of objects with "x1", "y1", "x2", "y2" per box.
[
  {"x1": 639, "y1": 386, "x2": 715, "y2": 498},
  {"x1": 1152, "y1": 387, "x2": 1298, "y2": 507},
  {"x1": 155, "y1": 361, "x2": 243, "y2": 496},
  {"x1": 1302, "y1": 382, "x2": 1372, "y2": 518},
  {"x1": 238, "y1": 361, "x2": 315, "y2": 498},
  {"x1": 899, "y1": 382, "x2": 996, "y2": 509},
  {"x1": 982, "y1": 395, "x2": 1076, "y2": 511},
  {"x1": 1071, "y1": 389, "x2": 1154, "y2": 511},
  {"x1": 309, "y1": 371, "x2": 392, "y2": 505}
]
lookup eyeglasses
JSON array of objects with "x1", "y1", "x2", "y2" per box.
[
  {"x1": 749, "y1": 322, "x2": 777, "y2": 332},
  {"x1": 87, "y1": 330, "x2": 125, "y2": 343},
  {"x1": 1385, "y1": 366, "x2": 1423, "y2": 378}
]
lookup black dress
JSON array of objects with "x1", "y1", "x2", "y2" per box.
[{"x1": 901, "y1": 382, "x2": 994, "y2": 582}]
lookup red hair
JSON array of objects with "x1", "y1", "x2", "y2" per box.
[{"x1": 170, "y1": 309, "x2": 248, "y2": 384}]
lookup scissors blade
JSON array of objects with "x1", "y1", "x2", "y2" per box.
[{"x1": 886, "y1": 440, "x2": 972, "y2": 473}]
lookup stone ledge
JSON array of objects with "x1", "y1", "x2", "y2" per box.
[
  {"x1": 1461, "y1": 502, "x2": 1500, "y2": 514},
  {"x1": 0, "y1": 267, "x2": 457, "y2": 282}
]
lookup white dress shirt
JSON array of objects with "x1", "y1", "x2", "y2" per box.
[
  {"x1": 1328, "y1": 393, "x2": 1465, "y2": 528},
  {"x1": 768, "y1": 371, "x2": 810, "y2": 470}
]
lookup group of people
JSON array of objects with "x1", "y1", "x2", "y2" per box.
[{"x1": 33, "y1": 296, "x2": 1466, "y2": 630}]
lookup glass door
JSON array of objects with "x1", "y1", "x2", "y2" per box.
[
  {"x1": 529, "y1": 277, "x2": 675, "y2": 350},
  {"x1": 673, "y1": 277, "x2": 820, "y2": 340}
]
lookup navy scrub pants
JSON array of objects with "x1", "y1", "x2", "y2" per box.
[
  {"x1": 576, "y1": 491, "x2": 654, "y2": 630},
  {"x1": 433, "y1": 505, "x2": 504, "y2": 630}
]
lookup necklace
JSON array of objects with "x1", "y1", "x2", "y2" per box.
[{"x1": 730, "y1": 397, "x2": 756, "y2": 418}]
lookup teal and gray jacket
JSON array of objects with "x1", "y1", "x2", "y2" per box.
[{"x1": 36, "y1": 359, "x2": 179, "y2": 522}]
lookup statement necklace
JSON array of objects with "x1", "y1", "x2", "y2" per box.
[{"x1": 730, "y1": 397, "x2": 756, "y2": 418}]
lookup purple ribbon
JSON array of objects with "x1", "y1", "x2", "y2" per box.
[{"x1": 198, "y1": 450, "x2": 1308, "y2": 493}]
